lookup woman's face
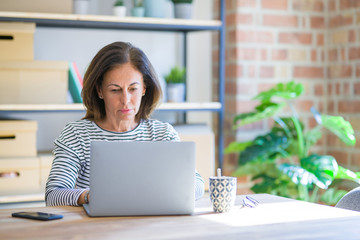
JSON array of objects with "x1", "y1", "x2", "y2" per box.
[{"x1": 97, "y1": 62, "x2": 146, "y2": 123}]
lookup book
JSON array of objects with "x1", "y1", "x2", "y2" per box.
[
  {"x1": 72, "y1": 62, "x2": 83, "y2": 87},
  {"x1": 68, "y1": 62, "x2": 83, "y2": 103}
]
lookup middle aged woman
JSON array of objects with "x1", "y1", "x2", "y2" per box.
[{"x1": 45, "y1": 41, "x2": 205, "y2": 206}]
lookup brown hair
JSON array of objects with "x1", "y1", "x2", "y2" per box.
[{"x1": 82, "y1": 42, "x2": 162, "y2": 122}]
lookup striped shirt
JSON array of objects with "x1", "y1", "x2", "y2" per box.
[{"x1": 45, "y1": 119, "x2": 205, "y2": 206}]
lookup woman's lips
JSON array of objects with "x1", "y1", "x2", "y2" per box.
[{"x1": 120, "y1": 109, "x2": 131, "y2": 114}]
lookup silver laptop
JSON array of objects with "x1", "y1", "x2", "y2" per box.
[{"x1": 83, "y1": 141, "x2": 196, "y2": 217}]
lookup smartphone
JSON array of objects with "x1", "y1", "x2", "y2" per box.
[{"x1": 12, "y1": 211, "x2": 63, "y2": 221}]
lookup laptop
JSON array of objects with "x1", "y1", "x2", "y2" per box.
[{"x1": 83, "y1": 141, "x2": 196, "y2": 217}]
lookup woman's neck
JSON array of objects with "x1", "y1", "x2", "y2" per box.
[{"x1": 96, "y1": 118, "x2": 139, "y2": 132}]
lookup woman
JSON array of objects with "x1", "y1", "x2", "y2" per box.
[{"x1": 45, "y1": 41, "x2": 205, "y2": 206}]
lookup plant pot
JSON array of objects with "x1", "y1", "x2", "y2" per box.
[
  {"x1": 143, "y1": 0, "x2": 167, "y2": 18},
  {"x1": 173, "y1": 3, "x2": 192, "y2": 19},
  {"x1": 166, "y1": 83, "x2": 185, "y2": 103},
  {"x1": 72, "y1": 0, "x2": 89, "y2": 14},
  {"x1": 131, "y1": 7, "x2": 145, "y2": 17},
  {"x1": 113, "y1": 6, "x2": 127, "y2": 17}
]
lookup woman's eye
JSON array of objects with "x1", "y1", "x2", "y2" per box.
[
  {"x1": 111, "y1": 89, "x2": 120, "y2": 92},
  {"x1": 130, "y1": 88, "x2": 138, "y2": 91}
]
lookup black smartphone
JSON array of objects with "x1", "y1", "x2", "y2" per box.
[{"x1": 12, "y1": 211, "x2": 63, "y2": 221}]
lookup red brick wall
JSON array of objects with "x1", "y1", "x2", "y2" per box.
[
  {"x1": 327, "y1": 0, "x2": 360, "y2": 171},
  {"x1": 214, "y1": 0, "x2": 360, "y2": 194}
]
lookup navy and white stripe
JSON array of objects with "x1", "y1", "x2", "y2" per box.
[{"x1": 45, "y1": 119, "x2": 205, "y2": 206}]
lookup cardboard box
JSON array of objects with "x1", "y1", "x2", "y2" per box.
[
  {"x1": 0, "y1": 22, "x2": 35, "y2": 61},
  {"x1": 0, "y1": 0, "x2": 72, "y2": 14},
  {"x1": 0, "y1": 60, "x2": 69, "y2": 104},
  {"x1": 0, "y1": 120, "x2": 37, "y2": 157},
  {"x1": 175, "y1": 124, "x2": 215, "y2": 191},
  {"x1": 39, "y1": 154, "x2": 53, "y2": 190},
  {"x1": 0, "y1": 157, "x2": 41, "y2": 196}
]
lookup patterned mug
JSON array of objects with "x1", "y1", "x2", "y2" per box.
[{"x1": 209, "y1": 177, "x2": 237, "y2": 213}]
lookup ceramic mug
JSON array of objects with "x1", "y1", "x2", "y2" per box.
[{"x1": 209, "y1": 176, "x2": 237, "y2": 213}]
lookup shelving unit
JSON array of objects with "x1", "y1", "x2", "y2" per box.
[
  {"x1": 0, "y1": 102, "x2": 222, "y2": 112},
  {"x1": 0, "y1": 0, "x2": 225, "y2": 166},
  {"x1": 0, "y1": 11, "x2": 222, "y2": 31}
]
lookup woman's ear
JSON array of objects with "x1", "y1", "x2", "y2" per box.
[
  {"x1": 142, "y1": 80, "x2": 146, "y2": 96},
  {"x1": 96, "y1": 85, "x2": 103, "y2": 99},
  {"x1": 142, "y1": 87, "x2": 146, "y2": 96}
]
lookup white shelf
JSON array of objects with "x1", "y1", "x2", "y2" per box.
[
  {"x1": 0, "y1": 103, "x2": 85, "y2": 111},
  {"x1": 158, "y1": 102, "x2": 221, "y2": 111},
  {"x1": 0, "y1": 11, "x2": 222, "y2": 31},
  {"x1": 0, "y1": 102, "x2": 222, "y2": 112},
  {"x1": 0, "y1": 193, "x2": 44, "y2": 204},
  {"x1": 0, "y1": 11, "x2": 221, "y2": 25}
]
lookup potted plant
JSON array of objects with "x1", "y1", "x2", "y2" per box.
[
  {"x1": 132, "y1": 0, "x2": 145, "y2": 17},
  {"x1": 172, "y1": 0, "x2": 193, "y2": 19},
  {"x1": 164, "y1": 66, "x2": 186, "y2": 102},
  {"x1": 72, "y1": 0, "x2": 89, "y2": 14},
  {"x1": 143, "y1": 0, "x2": 167, "y2": 18},
  {"x1": 113, "y1": 0, "x2": 126, "y2": 17},
  {"x1": 225, "y1": 81, "x2": 360, "y2": 205}
]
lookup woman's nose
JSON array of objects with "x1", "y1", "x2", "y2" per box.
[{"x1": 121, "y1": 91, "x2": 130, "y2": 104}]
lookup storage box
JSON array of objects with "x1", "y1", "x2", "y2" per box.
[
  {"x1": 0, "y1": 61, "x2": 69, "y2": 104},
  {"x1": 0, "y1": 157, "x2": 41, "y2": 196},
  {"x1": 39, "y1": 154, "x2": 53, "y2": 190},
  {"x1": 0, "y1": 0, "x2": 72, "y2": 14},
  {"x1": 0, "y1": 22, "x2": 35, "y2": 61},
  {"x1": 175, "y1": 124, "x2": 215, "y2": 191},
  {"x1": 0, "y1": 120, "x2": 37, "y2": 157}
]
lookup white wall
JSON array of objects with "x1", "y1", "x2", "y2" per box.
[
  {"x1": 34, "y1": 28, "x2": 179, "y2": 85},
  {"x1": 187, "y1": 0, "x2": 213, "y2": 125}
]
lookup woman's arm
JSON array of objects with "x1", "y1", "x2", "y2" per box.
[
  {"x1": 45, "y1": 149, "x2": 87, "y2": 206},
  {"x1": 45, "y1": 124, "x2": 88, "y2": 206}
]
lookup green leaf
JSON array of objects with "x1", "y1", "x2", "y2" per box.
[
  {"x1": 238, "y1": 132, "x2": 290, "y2": 165},
  {"x1": 251, "y1": 175, "x2": 281, "y2": 194},
  {"x1": 271, "y1": 120, "x2": 305, "y2": 156},
  {"x1": 233, "y1": 102, "x2": 285, "y2": 127},
  {"x1": 114, "y1": 0, "x2": 124, "y2": 6},
  {"x1": 164, "y1": 66, "x2": 186, "y2": 84},
  {"x1": 233, "y1": 157, "x2": 301, "y2": 199},
  {"x1": 300, "y1": 154, "x2": 338, "y2": 189},
  {"x1": 224, "y1": 141, "x2": 252, "y2": 154},
  {"x1": 278, "y1": 163, "x2": 320, "y2": 187},
  {"x1": 321, "y1": 115, "x2": 356, "y2": 146},
  {"x1": 272, "y1": 117, "x2": 304, "y2": 139},
  {"x1": 320, "y1": 188, "x2": 348, "y2": 206},
  {"x1": 233, "y1": 161, "x2": 279, "y2": 178},
  {"x1": 251, "y1": 179, "x2": 275, "y2": 194},
  {"x1": 335, "y1": 166, "x2": 360, "y2": 184},
  {"x1": 251, "y1": 172, "x2": 298, "y2": 198},
  {"x1": 254, "y1": 81, "x2": 304, "y2": 102},
  {"x1": 304, "y1": 125, "x2": 322, "y2": 151}
]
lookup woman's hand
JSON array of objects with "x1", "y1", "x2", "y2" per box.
[{"x1": 77, "y1": 190, "x2": 90, "y2": 205}]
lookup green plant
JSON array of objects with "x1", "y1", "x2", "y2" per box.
[
  {"x1": 164, "y1": 66, "x2": 186, "y2": 84},
  {"x1": 114, "y1": 0, "x2": 124, "y2": 6},
  {"x1": 133, "y1": 0, "x2": 143, "y2": 7},
  {"x1": 172, "y1": 0, "x2": 193, "y2": 4},
  {"x1": 225, "y1": 81, "x2": 359, "y2": 204}
]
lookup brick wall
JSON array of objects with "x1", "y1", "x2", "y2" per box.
[
  {"x1": 327, "y1": 0, "x2": 360, "y2": 171},
  {"x1": 214, "y1": 0, "x2": 360, "y2": 194}
]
